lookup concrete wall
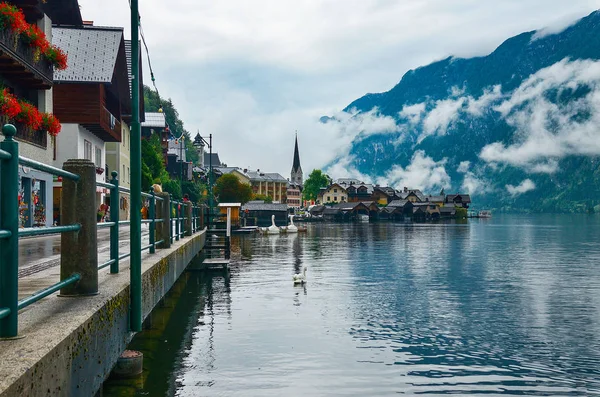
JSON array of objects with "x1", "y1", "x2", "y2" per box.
[{"x1": 0, "y1": 230, "x2": 206, "y2": 397}]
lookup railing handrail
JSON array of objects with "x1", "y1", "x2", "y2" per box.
[
  {"x1": 0, "y1": 125, "x2": 207, "y2": 337},
  {"x1": 19, "y1": 156, "x2": 80, "y2": 181}
]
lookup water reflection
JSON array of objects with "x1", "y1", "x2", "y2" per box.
[{"x1": 104, "y1": 216, "x2": 600, "y2": 396}]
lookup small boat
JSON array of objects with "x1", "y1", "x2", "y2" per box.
[
  {"x1": 358, "y1": 214, "x2": 369, "y2": 222},
  {"x1": 478, "y1": 210, "x2": 492, "y2": 218}
]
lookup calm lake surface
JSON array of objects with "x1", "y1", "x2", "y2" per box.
[{"x1": 103, "y1": 215, "x2": 600, "y2": 396}]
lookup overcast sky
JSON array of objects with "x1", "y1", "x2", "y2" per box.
[{"x1": 78, "y1": 0, "x2": 600, "y2": 178}]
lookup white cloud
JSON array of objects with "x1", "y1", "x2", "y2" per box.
[
  {"x1": 466, "y1": 85, "x2": 503, "y2": 116},
  {"x1": 325, "y1": 156, "x2": 373, "y2": 183},
  {"x1": 399, "y1": 103, "x2": 426, "y2": 124},
  {"x1": 506, "y1": 179, "x2": 536, "y2": 196},
  {"x1": 75, "y1": 0, "x2": 600, "y2": 177},
  {"x1": 375, "y1": 150, "x2": 451, "y2": 192},
  {"x1": 421, "y1": 97, "x2": 467, "y2": 140},
  {"x1": 457, "y1": 161, "x2": 471, "y2": 173},
  {"x1": 481, "y1": 59, "x2": 600, "y2": 172},
  {"x1": 531, "y1": 12, "x2": 588, "y2": 40}
]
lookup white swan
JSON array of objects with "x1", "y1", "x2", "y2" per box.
[
  {"x1": 286, "y1": 214, "x2": 298, "y2": 233},
  {"x1": 267, "y1": 214, "x2": 280, "y2": 234},
  {"x1": 293, "y1": 266, "x2": 307, "y2": 284}
]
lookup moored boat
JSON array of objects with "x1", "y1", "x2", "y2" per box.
[{"x1": 478, "y1": 210, "x2": 492, "y2": 218}]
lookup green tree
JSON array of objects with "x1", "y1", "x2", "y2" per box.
[
  {"x1": 214, "y1": 174, "x2": 252, "y2": 204},
  {"x1": 303, "y1": 169, "x2": 331, "y2": 201},
  {"x1": 182, "y1": 180, "x2": 207, "y2": 204},
  {"x1": 252, "y1": 194, "x2": 272, "y2": 203},
  {"x1": 162, "y1": 179, "x2": 182, "y2": 200},
  {"x1": 455, "y1": 207, "x2": 467, "y2": 219},
  {"x1": 143, "y1": 86, "x2": 200, "y2": 165}
]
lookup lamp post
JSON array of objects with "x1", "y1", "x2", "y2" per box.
[
  {"x1": 193, "y1": 133, "x2": 213, "y2": 229},
  {"x1": 130, "y1": 0, "x2": 142, "y2": 331},
  {"x1": 179, "y1": 135, "x2": 184, "y2": 185}
]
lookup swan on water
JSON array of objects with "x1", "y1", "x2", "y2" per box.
[
  {"x1": 286, "y1": 214, "x2": 298, "y2": 233},
  {"x1": 267, "y1": 214, "x2": 280, "y2": 234},
  {"x1": 293, "y1": 266, "x2": 307, "y2": 284}
]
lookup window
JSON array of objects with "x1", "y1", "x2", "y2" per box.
[
  {"x1": 95, "y1": 146, "x2": 102, "y2": 168},
  {"x1": 334, "y1": 196, "x2": 338, "y2": 202},
  {"x1": 334, "y1": 189, "x2": 338, "y2": 193},
  {"x1": 327, "y1": 196, "x2": 331, "y2": 202},
  {"x1": 84, "y1": 140, "x2": 92, "y2": 161}
]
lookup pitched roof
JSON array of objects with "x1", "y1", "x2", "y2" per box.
[
  {"x1": 204, "y1": 153, "x2": 223, "y2": 167},
  {"x1": 53, "y1": 26, "x2": 124, "y2": 83},
  {"x1": 336, "y1": 178, "x2": 364, "y2": 185},
  {"x1": 241, "y1": 202, "x2": 288, "y2": 212},
  {"x1": 141, "y1": 112, "x2": 166, "y2": 128},
  {"x1": 427, "y1": 195, "x2": 445, "y2": 202},
  {"x1": 388, "y1": 200, "x2": 410, "y2": 208},
  {"x1": 43, "y1": 0, "x2": 83, "y2": 26},
  {"x1": 323, "y1": 207, "x2": 342, "y2": 215},
  {"x1": 245, "y1": 170, "x2": 287, "y2": 183}
]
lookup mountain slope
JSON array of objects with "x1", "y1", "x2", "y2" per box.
[{"x1": 328, "y1": 10, "x2": 600, "y2": 212}]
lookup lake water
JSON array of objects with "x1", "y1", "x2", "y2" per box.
[{"x1": 103, "y1": 215, "x2": 600, "y2": 396}]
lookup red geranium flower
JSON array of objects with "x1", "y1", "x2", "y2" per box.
[
  {"x1": 0, "y1": 89, "x2": 21, "y2": 119},
  {"x1": 44, "y1": 45, "x2": 68, "y2": 70},
  {"x1": 41, "y1": 113, "x2": 61, "y2": 136},
  {"x1": 0, "y1": 3, "x2": 27, "y2": 33},
  {"x1": 22, "y1": 24, "x2": 49, "y2": 53},
  {"x1": 16, "y1": 101, "x2": 42, "y2": 130}
]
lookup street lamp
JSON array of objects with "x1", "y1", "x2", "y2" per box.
[{"x1": 193, "y1": 132, "x2": 213, "y2": 228}]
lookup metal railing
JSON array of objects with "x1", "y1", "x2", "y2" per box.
[
  {"x1": 0, "y1": 125, "x2": 81, "y2": 337},
  {"x1": 0, "y1": 124, "x2": 206, "y2": 338}
]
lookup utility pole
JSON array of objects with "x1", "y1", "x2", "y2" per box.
[{"x1": 129, "y1": 0, "x2": 142, "y2": 332}]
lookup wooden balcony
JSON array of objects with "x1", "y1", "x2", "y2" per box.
[
  {"x1": 81, "y1": 106, "x2": 122, "y2": 142},
  {"x1": 14, "y1": 121, "x2": 47, "y2": 148},
  {"x1": 0, "y1": 28, "x2": 53, "y2": 90}
]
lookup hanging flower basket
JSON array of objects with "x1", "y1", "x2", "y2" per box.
[
  {"x1": 96, "y1": 167, "x2": 104, "y2": 175},
  {"x1": 0, "y1": 2, "x2": 68, "y2": 70}
]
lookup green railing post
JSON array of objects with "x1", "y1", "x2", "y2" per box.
[
  {"x1": 130, "y1": 0, "x2": 142, "y2": 332},
  {"x1": 175, "y1": 201, "x2": 180, "y2": 241},
  {"x1": 0, "y1": 124, "x2": 19, "y2": 338},
  {"x1": 149, "y1": 187, "x2": 155, "y2": 254},
  {"x1": 109, "y1": 171, "x2": 119, "y2": 274}
]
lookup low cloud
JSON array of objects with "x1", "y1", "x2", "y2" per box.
[
  {"x1": 325, "y1": 156, "x2": 373, "y2": 183},
  {"x1": 506, "y1": 179, "x2": 536, "y2": 196},
  {"x1": 375, "y1": 150, "x2": 451, "y2": 192},
  {"x1": 480, "y1": 59, "x2": 600, "y2": 172}
]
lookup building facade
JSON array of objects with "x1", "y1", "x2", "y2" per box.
[
  {"x1": 317, "y1": 183, "x2": 348, "y2": 204},
  {"x1": 246, "y1": 170, "x2": 288, "y2": 203},
  {"x1": 0, "y1": 1, "x2": 77, "y2": 227},
  {"x1": 52, "y1": 24, "x2": 131, "y2": 221}
]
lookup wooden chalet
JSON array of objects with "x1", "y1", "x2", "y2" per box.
[
  {"x1": 445, "y1": 194, "x2": 471, "y2": 208},
  {"x1": 241, "y1": 201, "x2": 288, "y2": 227},
  {"x1": 52, "y1": 24, "x2": 133, "y2": 209}
]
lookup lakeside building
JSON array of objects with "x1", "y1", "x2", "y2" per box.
[
  {"x1": 52, "y1": 23, "x2": 132, "y2": 223},
  {"x1": 241, "y1": 201, "x2": 289, "y2": 226},
  {"x1": 106, "y1": 40, "x2": 145, "y2": 221},
  {"x1": 1, "y1": 1, "x2": 79, "y2": 227}
]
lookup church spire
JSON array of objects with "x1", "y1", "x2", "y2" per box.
[{"x1": 291, "y1": 131, "x2": 303, "y2": 186}]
